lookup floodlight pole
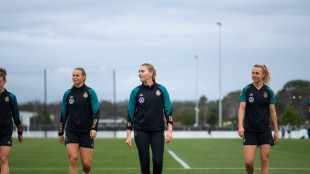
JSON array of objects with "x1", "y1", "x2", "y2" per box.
[
  {"x1": 44, "y1": 69, "x2": 47, "y2": 138},
  {"x1": 216, "y1": 22, "x2": 222, "y2": 128},
  {"x1": 194, "y1": 55, "x2": 199, "y2": 127},
  {"x1": 113, "y1": 70, "x2": 116, "y2": 138}
]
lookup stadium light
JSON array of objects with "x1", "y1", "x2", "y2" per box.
[{"x1": 216, "y1": 22, "x2": 222, "y2": 128}]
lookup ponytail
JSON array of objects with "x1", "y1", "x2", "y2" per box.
[
  {"x1": 254, "y1": 64, "x2": 271, "y2": 84},
  {"x1": 141, "y1": 63, "x2": 156, "y2": 81}
]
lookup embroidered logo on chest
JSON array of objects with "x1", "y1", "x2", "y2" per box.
[
  {"x1": 248, "y1": 93, "x2": 254, "y2": 103},
  {"x1": 138, "y1": 97, "x2": 145, "y2": 104},
  {"x1": 264, "y1": 92, "x2": 268, "y2": 98},
  {"x1": 156, "y1": 90, "x2": 161, "y2": 96},
  {"x1": 5, "y1": 96, "x2": 9, "y2": 102},
  {"x1": 69, "y1": 95, "x2": 74, "y2": 104},
  {"x1": 248, "y1": 96, "x2": 254, "y2": 103},
  {"x1": 83, "y1": 92, "x2": 88, "y2": 98}
]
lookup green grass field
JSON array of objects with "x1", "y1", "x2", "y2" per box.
[{"x1": 9, "y1": 138, "x2": 310, "y2": 174}]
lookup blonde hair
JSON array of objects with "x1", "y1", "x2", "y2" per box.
[
  {"x1": 141, "y1": 63, "x2": 156, "y2": 81},
  {"x1": 71, "y1": 67, "x2": 87, "y2": 89},
  {"x1": 0, "y1": 67, "x2": 7, "y2": 81},
  {"x1": 254, "y1": 64, "x2": 271, "y2": 84}
]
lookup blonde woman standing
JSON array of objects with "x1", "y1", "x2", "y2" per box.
[
  {"x1": 58, "y1": 67, "x2": 100, "y2": 174},
  {"x1": 126, "y1": 63, "x2": 173, "y2": 174},
  {"x1": 238, "y1": 64, "x2": 279, "y2": 174}
]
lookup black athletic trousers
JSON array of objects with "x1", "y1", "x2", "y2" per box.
[{"x1": 134, "y1": 129, "x2": 165, "y2": 174}]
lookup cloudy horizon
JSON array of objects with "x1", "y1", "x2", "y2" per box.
[{"x1": 1, "y1": 0, "x2": 309, "y2": 103}]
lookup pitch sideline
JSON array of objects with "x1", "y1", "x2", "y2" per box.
[{"x1": 167, "y1": 150, "x2": 191, "y2": 169}]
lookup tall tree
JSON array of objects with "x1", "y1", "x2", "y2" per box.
[
  {"x1": 281, "y1": 106, "x2": 299, "y2": 125},
  {"x1": 222, "y1": 90, "x2": 241, "y2": 121},
  {"x1": 276, "y1": 80, "x2": 310, "y2": 124},
  {"x1": 199, "y1": 95, "x2": 208, "y2": 126}
]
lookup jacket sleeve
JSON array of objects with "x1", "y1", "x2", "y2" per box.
[
  {"x1": 58, "y1": 90, "x2": 70, "y2": 136},
  {"x1": 127, "y1": 87, "x2": 139, "y2": 130},
  {"x1": 239, "y1": 85, "x2": 250, "y2": 102},
  {"x1": 89, "y1": 88, "x2": 100, "y2": 131},
  {"x1": 159, "y1": 85, "x2": 173, "y2": 126},
  {"x1": 308, "y1": 97, "x2": 310, "y2": 118},
  {"x1": 10, "y1": 94, "x2": 23, "y2": 135}
]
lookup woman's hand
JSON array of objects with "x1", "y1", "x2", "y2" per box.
[
  {"x1": 18, "y1": 134, "x2": 23, "y2": 144},
  {"x1": 166, "y1": 130, "x2": 172, "y2": 143},
  {"x1": 238, "y1": 126, "x2": 245, "y2": 138},
  {"x1": 126, "y1": 129, "x2": 132, "y2": 148},
  {"x1": 126, "y1": 137, "x2": 132, "y2": 148},
  {"x1": 274, "y1": 131, "x2": 279, "y2": 145},
  {"x1": 90, "y1": 130, "x2": 97, "y2": 139},
  {"x1": 59, "y1": 135, "x2": 64, "y2": 144}
]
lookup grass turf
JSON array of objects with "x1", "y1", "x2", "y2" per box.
[{"x1": 9, "y1": 138, "x2": 310, "y2": 174}]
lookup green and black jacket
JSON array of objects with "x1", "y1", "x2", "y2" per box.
[
  {"x1": 0, "y1": 89, "x2": 23, "y2": 136},
  {"x1": 308, "y1": 96, "x2": 310, "y2": 118},
  {"x1": 58, "y1": 84, "x2": 100, "y2": 136},
  {"x1": 127, "y1": 82, "x2": 173, "y2": 131}
]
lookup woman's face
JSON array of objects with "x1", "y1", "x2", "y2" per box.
[
  {"x1": 252, "y1": 67, "x2": 265, "y2": 83},
  {"x1": 72, "y1": 70, "x2": 85, "y2": 86},
  {"x1": 139, "y1": 66, "x2": 153, "y2": 83},
  {"x1": 0, "y1": 77, "x2": 6, "y2": 91}
]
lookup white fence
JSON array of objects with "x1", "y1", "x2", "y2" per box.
[{"x1": 13, "y1": 130, "x2": 309, "y2": 139}]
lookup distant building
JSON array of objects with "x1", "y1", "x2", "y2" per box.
[
  {"x1": 98, "y1": 116, "x2": 126, "y2": 126},
  {"x1": 20, "y1": 111, "x2": 36, "y2": 136}
]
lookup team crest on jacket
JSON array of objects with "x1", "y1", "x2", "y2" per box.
[
  {"x1": 69, "y1": 98, "x2": 74, "y2": 104},
  {"x1": 248, "y1": 97, "x2": 254, "y2": 103},
  {"x1": 5, "y1": 96, "x2": 9, "y2": 102},
  {"x1": 264, "y1": 92, "x2": 268, "y2": 98},
  {"x1": 156, "y1": 90, "x2": 161, "y2": 96},
  {"x1": 138, "y1": 97, "x2": 145, "y2": 104},
  {"x1": 69, "y1": 95, "x2": 74, "y2": 104},
  {"x1": 83, "y1": 92, "x2": 88, "y2": 98}
]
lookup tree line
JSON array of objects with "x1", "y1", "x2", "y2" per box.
[{"x1": 19, "y1": 80, "x2": 310, "y2": 128}]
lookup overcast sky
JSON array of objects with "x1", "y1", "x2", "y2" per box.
[{"x1": 1, "y1": 0, "x2": 309, "y2": 103}]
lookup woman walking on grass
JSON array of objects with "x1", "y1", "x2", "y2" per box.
[{"x1": 238, "y1": 64, "x2": 279, "y2": 174}]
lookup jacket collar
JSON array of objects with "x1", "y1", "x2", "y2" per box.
[
  {"x1": 73, "y1": 84, "x2": 86, "y2": 90},
  {"x1": 141, "y1": 81, "x2": 156, "y2": 89}
]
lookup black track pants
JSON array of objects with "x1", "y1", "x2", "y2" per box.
[{"x1": 134, "y1": 129, "x2": 165, "y2": 174}]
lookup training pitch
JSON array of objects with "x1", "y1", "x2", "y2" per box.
[{"x1": 9, "y1": 138, "x2": 310, "y2": 174}]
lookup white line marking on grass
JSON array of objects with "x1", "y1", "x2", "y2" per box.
[
  {"x1": 10, "y1": 167, "x2": 310, "y2": 170},
  {"x1": 167, "y1": 150, "x2": 191, "y2": 169},
  {"x1": 185, "y1": 168, "x2": 310, "y2": 170},
  {"x1": 270, "y1": 168, "x2": 310, "y2": 170},
  {"x1": 10, "y1": 167, "x2": 140, "y2": 170}
]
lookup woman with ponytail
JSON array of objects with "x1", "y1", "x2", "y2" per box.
[
  {"x1": 126, "y1": 63, "x2": 173, "y2": 174},
  {"x1": 0, "y1": 67, "x2": 23, "y2": 174},
  {"x1": 238, "y1": 64, "x2": 279, "y2": 174},
  {"x1": 58, "y1": 67, "x2": 100, "y2": 174}
]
